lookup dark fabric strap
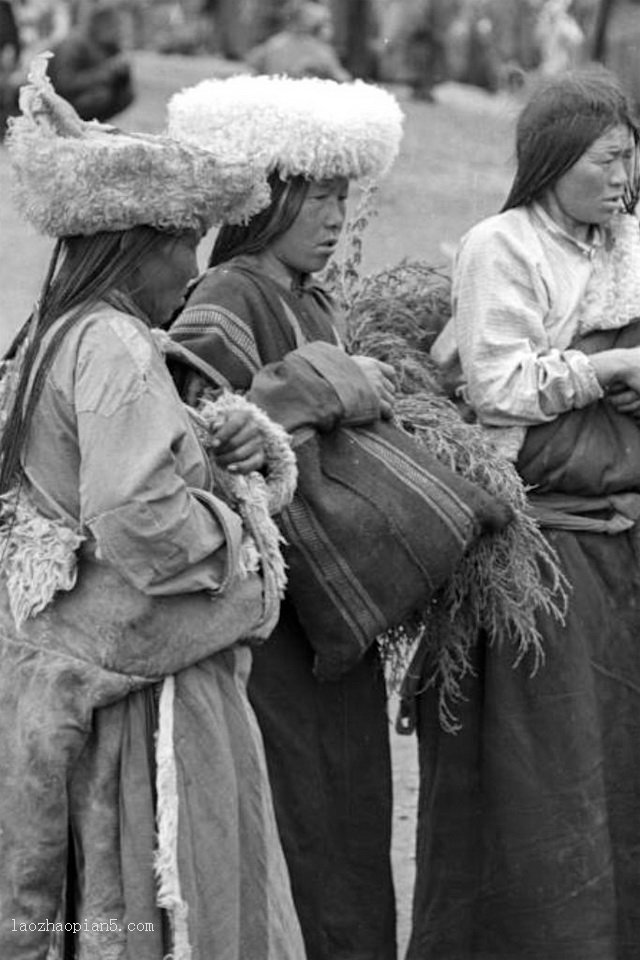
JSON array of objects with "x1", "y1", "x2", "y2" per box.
[{"x1": 160, "y1": 336, "x2": 233, "y2": 392}]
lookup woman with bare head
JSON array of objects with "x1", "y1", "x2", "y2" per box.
[{"x1": 407, "y1": 66, "x2": 640, "y2": 959}]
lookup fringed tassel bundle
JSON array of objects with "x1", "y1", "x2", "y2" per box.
[{"x1": 339, "y1": 258, "x2": 569, "y2": 729}]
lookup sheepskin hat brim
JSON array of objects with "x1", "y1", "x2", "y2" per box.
[
  {"x1": 167, "y1": 75, "x2": 404, "y2": 186},
  {"x1": 7, "y1": 57, "x2": 270, "y2": 237}
]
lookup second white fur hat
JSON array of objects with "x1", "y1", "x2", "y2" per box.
[{"x1": 167, "y1": 74, "x2": 404, "y2": 196}]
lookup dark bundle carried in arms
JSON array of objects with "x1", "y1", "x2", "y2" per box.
[{"x1": 335, "y1": 257, "x2": 569, "y2": 729}]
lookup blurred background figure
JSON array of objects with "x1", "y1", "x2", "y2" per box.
[
  {"x1": 536, "y1": 0, "x2": 586, "y2": 74},
  {"x1": 0, "y1": 0, "x2": 21, "y2": 137},
  {"x1": 246, "y1": 1, "x2": 350, "y2": 81},
  {"x1": 47, "y1": 0, "x2": 134, "y2": 121},
  {"x1": 380, "y1": 0, "x2": 461, "y2": 101},
  {"x1": 8, "y1": 0, "x2": 630, "y2": 128},
  {"x1": 376, "y1": 0, "x2": 589, "y2": 98},
  {"x1": 444, "y1": 0, "x2": 538, "y2": 94},
  {"x1": 202, "y1": 0, "x2": 289, "y2": 62},
  {"x1": 18, "y1": 0, "x2": 71, "y2": 49},
  {"x1": 0, "y1": 0, "x2": 21, "y2": 69},
  {"x1": 595, "y1": 0, "x2": 640, "y2": 112},
  {"x1": 458, "y1": 0, "x2": 501, "y2": 92},
  {"x1": 329, "y1": 0, "x2": 379, "y2": 78}
]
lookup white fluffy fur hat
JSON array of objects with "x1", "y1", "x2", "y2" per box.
[
  {"x1": 167, "y1": 74, "x2": 404, "y2": 203},
  {"x1": 7, "y1": 57, "x2": 269, "y2": 237}
]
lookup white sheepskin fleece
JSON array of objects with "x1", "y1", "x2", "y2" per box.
[
  {"x1": 576, "y1": 212, "x2": 640, "y2": 336},
  {"x1": 167, "y1": 75, "x2": 404, "y2": 187},
  {"x1": 7, "y1": 56, "x2": 270, "y2": 236}
]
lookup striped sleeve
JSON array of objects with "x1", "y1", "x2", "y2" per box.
[{"x1": 172, "y1": 303, "x2": 261, "y2": 390}]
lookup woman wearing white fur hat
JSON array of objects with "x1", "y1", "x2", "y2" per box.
[
  {"x1": 0, "y1": 59, "x2": 305, "y2": 960},
  {"x1": 169, "y1": 74, "x2": 404, "y2": 960}
]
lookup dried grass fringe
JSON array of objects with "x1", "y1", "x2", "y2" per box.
[{"x1": 337, "y1": 258, "x2": 570, "y2": 729}]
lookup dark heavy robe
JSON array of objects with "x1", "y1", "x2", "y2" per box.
[
  {"x1": 171, "y1": 257, "x2": 397, "y2": 960},
  {"x1": 405, "y1": 337, "x2": 640, "y2": 959}
]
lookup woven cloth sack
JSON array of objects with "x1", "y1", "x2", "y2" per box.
[
  {"x1": 279, "y1": 418, "x2": 512, "y2": 680},
  {"x1": 165, "y1": 335, "x2": 512, "y2": 681}
]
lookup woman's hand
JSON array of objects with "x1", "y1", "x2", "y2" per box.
[
  {"x1": 210, "y1": 409, "x2": 266, "y2": 473},
  {"x1": 607, "y1": 383, "x2": 640, "y2": 419},
  {"x1": 351, "y1": 355, "x2": 397, "y2": 419},
  {"x1": 591, "y1": 345, "x2": 640, "y2": 396},
  {"x1": 183, "y1": 372, "x2": 206, "y2": 407}
]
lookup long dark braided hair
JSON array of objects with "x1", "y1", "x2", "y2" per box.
[
  {"x1": 502, "y1": 66, "x2": 640, "y2": 214},
  {"x1": 208, "y1": 171, "x2": 309, "y2": 267},
  {"x1": 0, "y1": 225, "x2": 172, "y2": 496}
]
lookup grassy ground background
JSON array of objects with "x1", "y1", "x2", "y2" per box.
[{"x1": 0, "y1": 50, "x2": 520, "y2": 954}]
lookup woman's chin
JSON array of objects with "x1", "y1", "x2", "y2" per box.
[
  {"x1": 308, "y1": 249, "x2": 336, "y2": 273},
  {"x1": 286, "y1": 248, "x2": 337, "y2": 277},
  {"x1": 599, "y1": 201, "x2": 625, "y2": 222}
]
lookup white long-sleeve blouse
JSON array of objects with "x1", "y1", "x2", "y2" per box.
[{"x1": 432, "y1": 203, "x2": 640, "y2": 459}]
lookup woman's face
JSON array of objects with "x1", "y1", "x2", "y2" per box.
[
  {"x1": 130, "y1": 231, "x2": 199, "y2": 326},
  {"x1": 544, "y1": 123, "x2": 635, "y2": 238},
  {"x1": 269, "y1": 177, "x2": 349, "y2": 277}
]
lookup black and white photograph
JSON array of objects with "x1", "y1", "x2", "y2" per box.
[{"x1": 1, "y1": 1, "x2": 640, "y2": 958}]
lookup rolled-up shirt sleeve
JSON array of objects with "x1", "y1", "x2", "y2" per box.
[
  {"x1": 74, "y1": 316, "x2": 242, "y2": 596},
  {"x1": 450, "y1": 224, "x2": 604, "y2": 427}
]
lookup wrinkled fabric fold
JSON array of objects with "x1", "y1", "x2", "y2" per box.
[{"x1": 0, "y1": 558, "x2": 304, "y2": 960}]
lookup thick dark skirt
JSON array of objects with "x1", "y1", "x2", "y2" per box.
[
  {"x1": 406, "y1": 527, "x2": 640, "y2": 960},
  {"x1": 249, "y1": 599, "x2": 397, "y2": 960}
]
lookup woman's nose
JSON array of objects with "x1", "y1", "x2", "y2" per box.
[
  {"x1": 610, "y1": 156, "x2": 628, "y2": 186},
  {"x1": 326, "y1": 198, "x2": 346, "y2": 228}
]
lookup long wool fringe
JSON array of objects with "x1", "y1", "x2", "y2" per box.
[
  {"x1": 187, "y1": 390, "x2": 298, "y2": 628},
  {"x1": 0, "y1": 490, "x2": 84, "y2": 628},
  {"x1": 155, "y1": 676, "x2": 192, "y2": 960}
]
